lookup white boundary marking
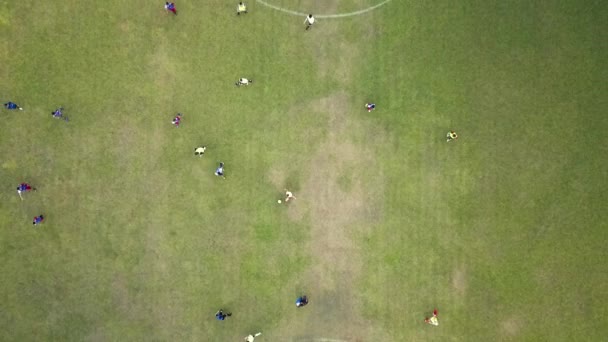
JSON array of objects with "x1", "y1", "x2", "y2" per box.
[{"x1": 256, "y1": 0, "x2": 392, "y2": 18}]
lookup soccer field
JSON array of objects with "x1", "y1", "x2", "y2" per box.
[{"x1": 1, "y1": 0, "x2": 607, "y2": 340}]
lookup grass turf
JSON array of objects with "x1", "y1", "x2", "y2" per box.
[{"x1": 1, "y1": 0, "x2": 607, "y2": 340}]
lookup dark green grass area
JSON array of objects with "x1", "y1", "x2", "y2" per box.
[
  {"x1": 359, "y1": 0, "x2": 608, "y2": 340},
  {"x1": 1, "y1": 0, "x2": 607, "y2": 341}
]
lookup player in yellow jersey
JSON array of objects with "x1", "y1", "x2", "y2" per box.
[
  {"x1": 446, "y1": 130, "x2": 458, "y2": 142},
  {"x1": 424, "y1": 309, "x2": 439, "y2": 326},
  {"x1": 237, "y1": 2, "x2": 247, "y2": 15}
]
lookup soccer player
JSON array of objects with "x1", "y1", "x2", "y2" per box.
[
  {"x1": 237, "y1": 2, "x2": 247, "y2": 15},
  {"x1": 51, "y1": 107, "x2": 63, "y2": 118},
  {"x1": 194, "y1": 146, "x2": 206, "y2": 156},
  {"x1": 366, "y1": 103, "x2": 376, "y2": 112},
  {"x1": 446, "y1": 131, "x2": 458, "y2": 142},
  {"x1": 172, "y1": 113, "x2": 182, "y2": 127},
  {"x1": 33, "y1": 215, "x2": 44, "y2": 226},
  {"x1": 295, "y1": 295, "x2": 308, "y2": 307},
  {"x1": 304, "y1": 14, "x2": 315, "y2": 30},
  {"x1": 245, "y1": 333, "x2": 262, "y2": 342},
  {"x1": 51, "y1": 107, "x2": 68, "y2": 121},
  {"x1": 215, "y1": 309, "x2": 231, "y2": 321},
  {"x1": 236, "y1": 78, "x2": 253, "y2": 86},
  {"x1": 424, "y1": 309, "x2": 439, "y2": 326},
  {"x1": 215, "y1": 162, "x2": 225, "y2": 177},
  {"x1": 285, "y1": 189, "x2": 296, "y2": 202},
  {"x1": 4, "y1": 101, "x2": 23, "y2": 110},
  {"x1": 165, "y1": 2, "x2": 177, "y2": 15},
  {"x1": 17, "y1": 183, "x2": 36, "y2": 198}
]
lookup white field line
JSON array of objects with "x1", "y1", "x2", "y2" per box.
[{"x1": 256, "y1": 0, "x2": 392, "y2": 18}]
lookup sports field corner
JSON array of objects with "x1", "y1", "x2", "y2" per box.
[{"x1": 1, "y1": 0, "x2": 608, "y2": 341}]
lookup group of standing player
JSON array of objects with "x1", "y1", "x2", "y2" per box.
[
  {"x1": 4, "y1": 2, "x2": 447, "y2": 339},
  {"x1": 6, "y1": 100, "x2": 67, "y2": 226}
]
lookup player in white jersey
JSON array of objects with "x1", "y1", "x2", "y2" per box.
[{"x1": 304, "y1": 14, "x2": 315, "y2": 30}]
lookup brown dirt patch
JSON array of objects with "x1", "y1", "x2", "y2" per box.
[
  {"x1": 284, "y1": 92, "x2": 367, "y2": 224},
  {"x1": 267, "y1": 165, "x2": 287, "y2": 190},
  {"x1": 148, "y1": 33, "x2": 175, "y2": 90},
  {"x1": 534, "y1": 266, "x2": 553, "y2": 289},
  {"x1": 304, "y1": 1, "x2": 380, "y2": 84},
  {"x1": 118, "y1": 20, "x2": 130, "y2": 33},
  {"x1": 500, "y1": 316, "x2": 524, "y2": 337},
  {"x1": 451, "y1": 265, "x2": 467, "y2": 296},
  {"x1": 270, "y1": 92, "x2": 388, "y2": 341},
  {"x1": 111, "y1": 274, "x2": 132, "y2": 317},
  {"x1": 140, "y1": 220, "x2": 183, "y2": 337},
  {"x1": 112, "y1": 124, "x2": 166, "y2": 181},
  {"x1": 84, "y1": 328, "x2": 107, "y2": 342},
  {"x1": 310, "y1": 35, "x2": 359, "y2": 84},
  {"x1": 113, "y1": 124, "x2": 138, "y2": 170},
  {"x1": 143, "y1": 218, "x2": 168, "y2": 275}
]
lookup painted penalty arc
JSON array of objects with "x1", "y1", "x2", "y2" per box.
[{"x1": 255, "y1": 0, "x2": 392, "y2": 19}]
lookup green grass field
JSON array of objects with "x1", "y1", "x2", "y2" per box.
[{"x1": 1, "y1": 0, "x2": 607, "y2": 340}]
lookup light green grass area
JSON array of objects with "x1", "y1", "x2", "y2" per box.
[{"x1": 1, "y1": 0, "x2": 607, "y2": 341}]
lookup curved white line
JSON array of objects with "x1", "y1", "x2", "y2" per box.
[{"x1": 256, "y1": 0, "x2": 392, "y2": 18}]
